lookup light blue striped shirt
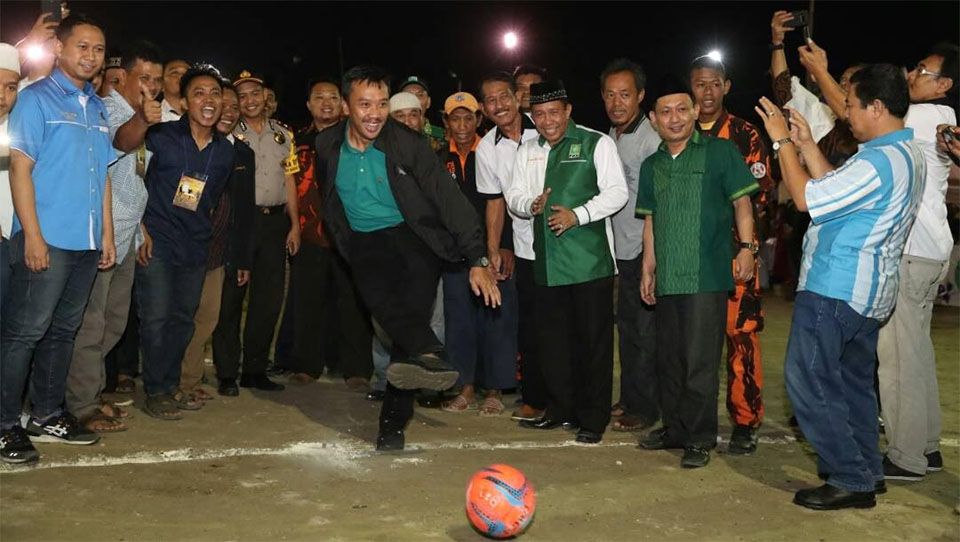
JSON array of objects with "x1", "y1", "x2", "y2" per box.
[
  {"x1": 800, "y1": 128, "x2": 925, "y2": 320},
  {"x1": 102, "y1": 90, "x2": 149, "y2": 264}
]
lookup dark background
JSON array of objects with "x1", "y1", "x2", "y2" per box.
[{"x1": 2, "y1": 1, "x2": 958, "y2": 129}]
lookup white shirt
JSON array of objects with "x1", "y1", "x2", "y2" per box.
[
  {"x1": 161, "y1": 99, "x2": 182, "y2": 123},
  {"x1": 475, "y1": 122, "x2": 540, "y2": 259},
  {"x1": 0, "y1": 116, "x2": 12, "y2": 238},
  {"x1": 504, "y1": 123, "x2": 628, "y2": 266},
  {"x1": 903, "y1": 102, "x2": 955, "y2": 261}
]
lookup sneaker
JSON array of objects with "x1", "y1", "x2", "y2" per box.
[
  {"x1": 26, "y1": 413, "x2": 100, "y2": 445},
  {"x1": 0, "y1": 426, "x2": 40, "y2": 464},
  {"x1": 681, "y1": 446, "x2": 711, "y2": 468},
  {"x1": 883, "y1": 456, "x2": 923, "y2": 481},
  {"x1": 926, "y1": 451, "x2": 943, "y2": 472},
  {"x1": 386, "y1": 354, "x2": 459, "y2": 391},
  {"x1": 727, "y1": 424, "x2": 758, "y2": 455}
]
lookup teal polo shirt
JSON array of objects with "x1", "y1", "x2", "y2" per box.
[{"x1": 334, "y1": 136, "x2": 403, "y2": 232}]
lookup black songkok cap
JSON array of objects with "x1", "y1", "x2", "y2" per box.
[
  {"x1": 529, "y1": 80, "x2": 568, "y2": 105},
  {"x1": 651, "y1": 74, "x2": 694, "y2": 102}
]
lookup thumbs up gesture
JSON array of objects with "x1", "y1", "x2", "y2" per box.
[{"x1": 139, "y1": 82, "x2": 162, "y2": 125}]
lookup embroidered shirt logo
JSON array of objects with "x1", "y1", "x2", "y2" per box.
[
  {"x1": 62, "y1": 112, "x2": 77, "y2": 122},
  {"x1": 568, "y1": 143, "x2": 581, "y2": 159}
]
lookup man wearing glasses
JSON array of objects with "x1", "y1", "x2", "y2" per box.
[{"x1": 876, "y1": 43, "x2": 957, "y2": 482}]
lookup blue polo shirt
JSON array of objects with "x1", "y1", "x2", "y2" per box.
[
  {"x1": 8, "y1": 68, "x2": 113, "y2": 250},
  {"x1": 142, "y1": 117, "x2": 235, "y2": 267},
  {"x1": 334, "y1": 134, "x2": 403, "y2": 232}
]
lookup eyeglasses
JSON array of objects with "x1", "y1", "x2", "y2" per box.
[{"x1": 912, "y1": 64, "x2": 942, "y2": 78}]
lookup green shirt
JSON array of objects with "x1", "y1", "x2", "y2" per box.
[
  {"x1": 335, "y1": 135, "x2": 404, "y2": 233},
  {"x1": 635, "y1": 131, "x2": 758, "y2": 295}
]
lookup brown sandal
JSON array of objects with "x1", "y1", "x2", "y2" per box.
[
  {"x1": 479, "y1": 395, "x2": 505, "y2": 417},
  {"x1": 99, "y1": 402, "x2": 130, "y2": 419},
  {"x1": 441, "y1": 394, "x2": 476, "y2": 412},
  {"x1": 116, "y1": 376, "x2": 136, "y2": 394},
  {"x1": 83, "y1": 411, "x2": 128, "y2": 433},
  {"x1": 611, "y1": 414, "x2": 651, "y2": 432},
  {"x1": 171, "y1": 390, "x2": 203, "y2": 411}
]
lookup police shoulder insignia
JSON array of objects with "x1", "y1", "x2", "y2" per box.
[{"x1": 274, "y1": 131, "x2": 286, "y2": 145}]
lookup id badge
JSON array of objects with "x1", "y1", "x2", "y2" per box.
[{"x1": 173, "y1": 172, "x2": 207, "y2": 212}]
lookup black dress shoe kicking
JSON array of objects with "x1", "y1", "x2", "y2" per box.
[
  {"x1": 375, "y1": 431, "x2": 405, "y2": 451},
  {"x1": 575, "y1": 430, "x2": 603, "y2": 444},
  {"x1": 793, "y1": 483, "x2": 876, "y2": 510},
  {"x1": 518, "y1": 417, "x2": 578, "y2": 431},
  {"x1": 239, "y1": 373, "x2": 285, "y2": 391},
  {"x1": 386, "y1": 354, "x2": 458, "y2": 391},
  {"x1": 218, "y1": 379, "x2": 239, "y2": 397}
]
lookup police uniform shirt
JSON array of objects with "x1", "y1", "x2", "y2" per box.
[{"x1": 234, "y1": 118, "x2": 299, "y2": 206}]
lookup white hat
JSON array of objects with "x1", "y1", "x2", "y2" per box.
[
  {"x1": 389, "y1": 91, "x2": 421, "y2": 113},
  {"x1": 0, "y1": 43, "x2": 20, "y2": 76}
]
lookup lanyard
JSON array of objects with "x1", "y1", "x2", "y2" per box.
[{"x1": 180, "y1": 133, "x2": 217, "y2": 180}]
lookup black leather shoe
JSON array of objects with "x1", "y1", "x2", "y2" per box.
[
  {"x1": 875, "y1": 480, "x2": 887, "y2": 495},
  {"x1": 575, "y1": 430, "x2": 603, "y2": 444},
  {"x1": 727, "y1": 424, "x2": 758, "y2": 455},
  {"x1": 376, "y1": 431, "x2": 405, "y2": 451},
  {"x1": 218, "y1": 379, "x2": 239, "y2": 396},
  {"x1": 883, "y1": 455, "x2": 924, "y2": 481},
  {"x1": 239, "y1": 373, "x2": 285, "y2": 391},
  {"x1": 793, "y1": 483, "x2": 876, "y2": 510},
  {"x1": 386, "y1": 354, "x2": 458, "y2": 391},
  {"x1": 518, "y1": 417, "x2": 578, "y2": 431},
  {"x1": 681, "y1": 446, "x2": 711, "y2": 468},
  {"x1": 365, "y1": 389, "x2": 385, "y2": 402},
  {"x1": 638, "y1": 427, "x2": 682, "y2": 450}
]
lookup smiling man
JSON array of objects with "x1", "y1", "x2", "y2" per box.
[
  {"x1": 136, "y1": 66, "x2": 234, "y2": 421},
  {"x1": 636, "y1": 76, "x2": 758, "y2": 469},
  {"x1": 504, "y1": 80, "x2": 628, "y2": 445},
  {"x1": 314, "y1": 65, "x2": 500, "y2": 451},
  {"x1": 2, "y1": 15, "x2": 115, "y2": 463}
]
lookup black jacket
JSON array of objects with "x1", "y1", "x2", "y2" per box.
[
  {"x1": 314, "y1": 119, "x2": 485, "y2": 264},
  {"x1": 225, "y1": 139, "x2": 256, "y2": 270}
]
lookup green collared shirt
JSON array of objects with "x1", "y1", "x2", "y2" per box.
[
  {"x1": 635, "y1": 131, "x2": 758, "y2": 295},
  {"x1": 334, "y1": 132, "x2": 403, "y2": 232}
]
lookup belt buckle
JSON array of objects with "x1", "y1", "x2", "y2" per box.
[{"x1": 260, "y1": 207, "x2": 271, "y2": 215}]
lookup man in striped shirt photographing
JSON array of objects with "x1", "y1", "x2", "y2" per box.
[{"x1": 755, "y1": 64, "x2": 925, "y2": 511}]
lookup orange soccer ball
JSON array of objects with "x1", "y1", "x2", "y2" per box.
[{"x1": 465, "y1": 464, "x2": 536, "y2": 539}]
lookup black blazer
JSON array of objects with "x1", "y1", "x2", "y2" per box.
[
  {"x1": 225, "y1": 139, "x2": 256, "y2": 270},
  {"x1": 314, "y1": 119, "x2": 485, "y2": 264}
]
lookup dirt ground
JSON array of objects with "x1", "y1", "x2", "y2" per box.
[{"x1": 1, "y1": 295, "x2": 958, "y2": 541}]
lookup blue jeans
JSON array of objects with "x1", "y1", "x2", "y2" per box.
[
  {"x1": 136, "y1": 255, "x2": 206, "y2": 396},
  {"x1": 784, "y1": 291, "x2": 882, "y2": 492},
  {"x1": 1, "y1": 235, "x2": 99, "y2": 428},
  {"x1": 1, "y1": 237, "x2": 11, "y2": 328},
  {"x1": 442, "y1": 266, "x2": 518, "y2": 390}
]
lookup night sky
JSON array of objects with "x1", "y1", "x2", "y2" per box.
[{"x1": 1, "y1": 1, "x2": 958, "y2": 129}]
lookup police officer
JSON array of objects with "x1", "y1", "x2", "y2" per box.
[{"x1": 212, "y1": 70, "x2": 300, "y2": 394}]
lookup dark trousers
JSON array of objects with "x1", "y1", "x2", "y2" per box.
[
  {"x1": 104, "y1": 296, "x2": 141, "y2": 390},
  {"x1": 442, "y1": 265, "x2": 518, "y2": 390},
  {"x1": 0, "y1": 237, "x2": 11, "y2": 330},
  {"x1": 213, "y1": 212, "x2": 289, "y2": 380},
  {"x1": 616, "y1": 256, "x2": 658, "y2": 424},
  {"x1": 289, "y1": 243, "x2": 372, "y2": 379},
  {"x1": 349, "y1": 225, "x2": 442, "y2": 435},
  {"x1": 136, "y1": 255, "x2": 206, "y2": 396},
  {"x1": 1, "y1": 237, "x2": 98, "y2": 428},
  {"x1": 656, "y1": 292, "x2": 727, "y2": 449},
  {"x1": 534, "y1": 276, "x2": 615, "y2": 434},
  {"x1": 785, "y1": 291, "x2": 882, "y2": 493},
  {"x1": 515, "y1": 257, "x2": 547, "y2": 409}
]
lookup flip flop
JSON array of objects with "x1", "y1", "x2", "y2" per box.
[
  {"x1": 441, "y1": 394, "x2": 476, "y2": 412},
  {"x1": 171, "y1": 390, "x2": 203, "y2": 411},
  {"x1": 99, "y1": 402, "x2": 131, "y2": 419}
]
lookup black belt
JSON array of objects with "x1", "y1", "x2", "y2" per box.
[{"x1": 257, "y1": 204, "x2": 286, "y2": 215}]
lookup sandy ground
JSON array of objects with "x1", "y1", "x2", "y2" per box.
[{"x1": 1, "y1": 296, "x2": 958, "y2": 541}]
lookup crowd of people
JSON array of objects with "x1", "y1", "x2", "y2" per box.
[{"x1": 0, "y1": 8, "x2": 957, "y2": 513}]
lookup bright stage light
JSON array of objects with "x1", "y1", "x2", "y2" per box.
[
  {"x1": 503, "y1": 32, "x2": 519, "y2": 50},
  {"x1": 707, "y1": 50, "x2": 723, "y2": 62}
]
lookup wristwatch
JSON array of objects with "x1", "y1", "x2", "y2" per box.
[
  {"x1": 738, "y1": 242, "x2": 760, "y2": 255},
  {"x1": 769, "y1": 42, "x2": 785, "y2": 51},
  {"x1": 772, "y1": 137, "x2": 793, "y2": 151},
  {"x1": 471, "y1": 256, "x2": 490, "y2": 268}
]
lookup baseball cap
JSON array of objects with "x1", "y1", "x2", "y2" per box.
[
  {"x1": 389, "y1": 92, "x2": 422, "y2": 113},
  {"x1": 443, "y1": 92, "x2": 480, "y2": 115},
  {"x1": 399, "y1": 75, "x2": 429, "y2": 93}
]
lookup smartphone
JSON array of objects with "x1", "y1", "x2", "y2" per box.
[
  {"x1": 785, "y1": 9, "x2": 808, "y2": 29},
  {"x1": 40, "y1": 0, "x2": 62, "y2": 23}
]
